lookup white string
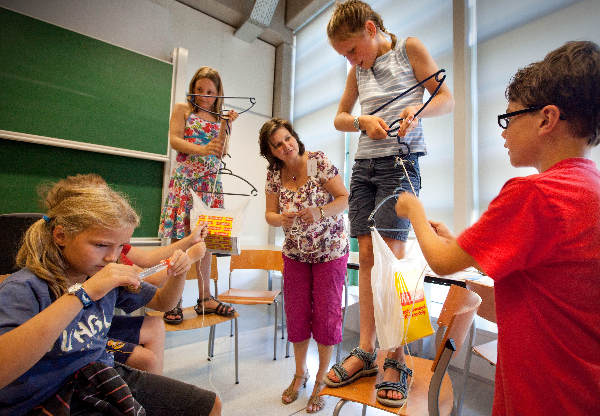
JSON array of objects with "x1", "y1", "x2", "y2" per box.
[{"x1": 367, "y1": 155, "x2": 417, "y2": 230}]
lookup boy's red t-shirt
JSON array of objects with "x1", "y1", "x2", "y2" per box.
[{"x1": 458, "y1": 158, "x2": 600, "y2": 416}]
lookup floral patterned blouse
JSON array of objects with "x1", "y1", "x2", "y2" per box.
[{"x1": 266, "y1": 151, "x2": 349, "y2": 263}]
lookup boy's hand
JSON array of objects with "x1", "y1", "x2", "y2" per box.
[
  {"x1": 394, "y1": 191, "x2": 421, "y2": 218},
  {"x1": 166, "y1": 249, "x2": 192, "y2": 278},
  {"x1": 429, "y1": 220, "x2": 455, "y2": 241},
  {"x1": 84, "y1": 263, "x2": 142, "y2": 300},
  {"x1": 189, "y1": 222, "x2": 208, "y2": 244}
]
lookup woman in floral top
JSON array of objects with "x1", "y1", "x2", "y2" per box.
[
  {"x1": 159, "y1": 67, "x2": 238, "y2": 324},
  {"x1": 259, "y1": 118, "x2": 349, "y2": 413}
]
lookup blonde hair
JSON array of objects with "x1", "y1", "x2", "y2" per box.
[
  {"x1": 188, "y1": 66, "x2": 224, "y2": 118},
  {"x1": 16, "y1": 174, "x2": 139, "y2": 299},
  {"x1": 327, "y1": 0, "x2": 397, "y2": 48}
]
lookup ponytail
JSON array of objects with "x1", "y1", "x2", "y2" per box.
[{"x1": 327, "y1": 0, "x2": 396, "y2": 48}]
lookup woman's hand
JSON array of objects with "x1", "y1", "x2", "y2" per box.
[
  {"x1": 281, "y1": 211, "x2": 297, "y2": 228},
  {"x1": 83, "y1": 263, "x2": 142, "y2": 301},
  {"x1": 166, "y1": 249, "x2": 192, "y2": 279},
  {"x1": 295, "y1": 207, "x2": 320, "y2": 225},
  {"x1": 395, "y1": 105, "x2": 421, "y2": 138},
  {"x1": 361, "y1": 115, "x2": 389, "y2": 139}
]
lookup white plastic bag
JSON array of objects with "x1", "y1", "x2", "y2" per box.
[
  {"x1": 190, "y1": 193, "x2": 249, "y2": 255},
  {"x1": 371, "y1": 228, "x2": 433, "y2": 350}
]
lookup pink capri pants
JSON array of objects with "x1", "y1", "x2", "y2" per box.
[{"x1": 283, "y1": 253, "x2": 349, "y2": 346}]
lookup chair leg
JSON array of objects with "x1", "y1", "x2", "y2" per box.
[
  {"x1": 337, "y1": 305, "x2": 347, "y2": 363},
  {"x1": 280, "y1": 294, "x2": 285, "y2": 339},
  {"x1": 285, "y1": 339, "x2": 290, "y2": 358},
  {"x1": 234, "y1": 316, "x2": 239, "y2": 384},
  {"x1": 332, "y1": 399, "x2": 349, "y2": 416},
  {"x1": 208, "y1": 325, "x2": 215, "y2": 360},
  {"x1": 273, "y1": 299, "x2": 278, "y2": 360},
  {"x1": 457, "y1": 322, "x2": 477, "y2": 416}
]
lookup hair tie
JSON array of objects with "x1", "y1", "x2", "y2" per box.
[{"x1": 43, "y1": 215, "x2": 51, "y2": 223}]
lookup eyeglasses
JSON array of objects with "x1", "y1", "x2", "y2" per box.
[{"x1": 497, "y1": 106, "x2": 544, "y2": 129}]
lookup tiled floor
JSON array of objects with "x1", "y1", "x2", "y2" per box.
[{"x1": 162, "y1": 303, "x2": 494, "y2": 415}]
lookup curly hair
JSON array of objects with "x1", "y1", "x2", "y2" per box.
[{"x1": 506, "y1": 41, "x2": 600, "y2": 146}]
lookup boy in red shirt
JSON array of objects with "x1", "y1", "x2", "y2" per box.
[{"x1": 395, "y1": 40, "x2": 600, "y2": 415}]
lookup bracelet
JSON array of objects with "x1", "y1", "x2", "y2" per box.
[
  {"x1": 319, "y1": 206, "x2": 325, "y2": 219},
  {"x1": 353, "y1": 116, "x2": 361, "y2": 131}
]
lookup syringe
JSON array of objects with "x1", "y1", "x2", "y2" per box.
[{"x1": 138, "y1": 259, "x2": 170, "y2": 280}]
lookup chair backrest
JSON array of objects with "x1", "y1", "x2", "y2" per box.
[
  {"x1": 229, "y1": 249, "x2": 283, "y2": 272},
  {"x1": 432, "y1": 285, "x2": 481, "y2": 372},
  {"x1": 465, "y1": 280, "x2": 496, "y2": 323},
  {"x1": 0, "y1": 213, "x2": 44, "y2": 274}
]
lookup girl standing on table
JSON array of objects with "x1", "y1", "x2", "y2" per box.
[
  {"x1": 260, "y1": 118, "x2": 349, "y2": 413},
  {"x1": 0, "y1": 176, "x2": 220, "y2": 416},
  {"x1": 324, "y1": 0, "x2": 454, "y2": 407},
  {"x1": 159, "y1": 66, "x2": 238, "y2": 324}
]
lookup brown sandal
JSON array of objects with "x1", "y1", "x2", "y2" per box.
[
  {"x1": 282, "y1": 371, "x2": 309, "y2": 404},
  {"x1": 194, "y1": 296, "x2": 235, "y2": 316},
  {"x1": 163, "y1": 299, "x2": 183, "y2": 324},
  {"x1": 306, "y1": 380, "x2": 325, "y2": 413}
]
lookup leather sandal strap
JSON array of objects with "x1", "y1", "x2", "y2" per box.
[
  {"x1": 382, "y1": 358, "x2": 413, "y2": 377},
  {"x1": 330, "y1": 363, "x2": 349, "y2": 381},
  {"x1": 375, "y1": 380, "x2": 409, "y2": 397},
  {"x1": 349, "y1": 347, "x2": 377, "y2": 369}
]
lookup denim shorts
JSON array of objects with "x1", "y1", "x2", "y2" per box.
[{"x1": 348, "y1": 153, "x2": 422, "y2": 241}]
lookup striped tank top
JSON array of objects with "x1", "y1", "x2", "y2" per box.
[{"x1": 355, "y1": 37, "x2": 426, "y2": 159}]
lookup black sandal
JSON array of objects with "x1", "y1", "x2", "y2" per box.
[
  {"x1": 324, "y1": 347, "x2": 378, "y2": 387},
  {"x1": 375, "y1": 358, "x2": 413, "y2": 407},
  {"x1": 194, "y1": 296, "x2": 235, "y2": 316},
  {"x1": 163, "y1": 299, "x2": 183, "y2": 324}
]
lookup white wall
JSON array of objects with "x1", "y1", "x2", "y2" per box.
[
  {"x1": 0, "y1": 0, "x2": 275, "y2": 247},
  {"x1": 477, "y1": 0, "x2": 600, "y2": 210}
]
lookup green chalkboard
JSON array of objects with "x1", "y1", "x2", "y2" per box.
[
  {"x1": 0, "y1": 140, "x2": 164, "y2": 238},
  {"x1": 0, "y1": 7, "x2": 172, "y2": 155}
]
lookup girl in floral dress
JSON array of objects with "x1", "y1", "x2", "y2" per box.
[
  {"x1": 259, "y1": 118, "x2": 349, "y2": 413},
  {"x1": 159, "y1": 66, "x2": 237, "y2": 323}
]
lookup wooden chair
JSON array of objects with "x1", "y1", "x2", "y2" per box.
[
  {"x1": 217, "y1": 249, "x2": 283, "y2": 360},
  {"x1": 320, "y1": 285, "x2": 481, "y2": 416},
  {"x1": 147, "y1": 254, "x2": 239, "y2": 383},
  {"x1": 457, "y1": 279, "x2": 496, "y2": 416}
]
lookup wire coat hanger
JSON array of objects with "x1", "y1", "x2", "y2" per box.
[
  {"x1": 199, "y1": 158, "x2": 258, "y2": 197},
  {"x1": 361, "y1": 69, "x2": 447, "y2": 137}
]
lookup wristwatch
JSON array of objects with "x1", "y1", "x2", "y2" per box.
[
  {"x1": 353, "y1": 116, "x2": 361, "y2": 131},
  {"x1": 67, "y1": 283, "x2": 93, "y2": 309}
]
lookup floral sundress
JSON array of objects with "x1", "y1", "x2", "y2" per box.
[
  {"x1": 265, "y1": 151, "x2": 349, "y2": 263},
  {"x1": 159, "y1": 112, "x2": 224, "y2": 239}
]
